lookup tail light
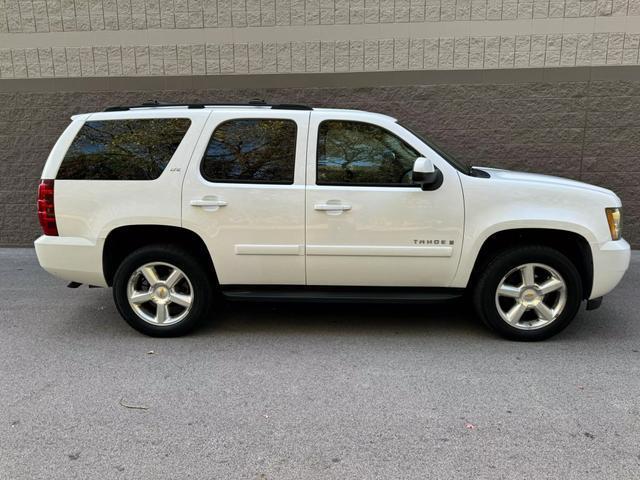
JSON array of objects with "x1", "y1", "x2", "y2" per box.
[{"x1": 37, "y1": 179, "x2": 58, "y2": 236}]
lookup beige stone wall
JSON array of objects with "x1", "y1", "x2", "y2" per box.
[
  {"x1": 1, "y1": 32, "x2": 640, "y2": 78},
  {"x1": 1, "y1": 0, "x2": 639, "y2": 78},
  {"x1": 1, "y1": 0, "x2": 639, "y2": 32}
]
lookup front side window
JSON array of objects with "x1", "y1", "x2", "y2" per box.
[
  {"x1": 200, "y1": 119, "x2": 297, "y2": 184},
  {"x1": 57, "y1": 118, "x2": 191, "y2": 180},
  {"x1": 317, "y1": 120, "x2": 421, "y2": 186}
]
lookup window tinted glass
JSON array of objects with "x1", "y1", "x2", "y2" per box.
[
  {"x1": 200, "y1": 119, "x2": 297, "y2": 184},
  {"x1": 57, "y1": 118, "x2": 191, "y2": 180},
  {"x1": 317, "y1": 120, "x2": 421, "y2": 186}
]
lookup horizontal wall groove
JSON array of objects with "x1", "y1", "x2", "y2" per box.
[{"x1": 2, "y1": 65, "x2": 640, "y2": 91}]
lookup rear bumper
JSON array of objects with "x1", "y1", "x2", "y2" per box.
[
  {"x1": 589, "y1": 239, "x2": 630, "y2": 299},
  {"x1": 34, "y1": 235, "x2": 107, "y2": 287}
]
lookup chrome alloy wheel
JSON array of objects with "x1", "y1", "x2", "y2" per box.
[
  {"x1": 126, "y1": 262, "x2": 194, "y2": 326},
  {"x1": 494, "y1": 263, "x2": 568, "y2": 330}
]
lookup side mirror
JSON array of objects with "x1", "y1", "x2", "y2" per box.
[{"x1": 412, "y1": 157, "x2": 442, "y2": 191}]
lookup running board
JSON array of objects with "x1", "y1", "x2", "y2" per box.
[{"x1": 221, "y1": 286, "x2": 464, "y2": 303}]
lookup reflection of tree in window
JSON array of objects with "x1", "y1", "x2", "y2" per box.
[
  {"x1": 318, "y1": 121, "x2": 420, "y2": 185},
  {"x1": 201, "y1": 119, "x2": 297, "y2": 184},
  {"x1": 58, "y1": 119, "x2": 191, "y2": 180}
]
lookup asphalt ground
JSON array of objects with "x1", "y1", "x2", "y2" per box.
[{"x1": 1, "y1": 248, "x2": 639, "y2": 479}]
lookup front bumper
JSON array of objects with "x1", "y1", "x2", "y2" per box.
[
  {"x1": 34, "y1": 235, "x2": 108, "y2": 287},
  {"x1": 589, "y1": 239, "x2": 631, "y2": 299}
]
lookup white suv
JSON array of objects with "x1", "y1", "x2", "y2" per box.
[{"x1": 35, "y1": 101, "x2": 630, "y2": 340}]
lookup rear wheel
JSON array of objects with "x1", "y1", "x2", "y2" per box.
[
  {"x1": 473, "y1": 245, "x2": 583, "y2": 341},
  {"x1": 113, "y1": 245, "x2": 213, "y2": 337}
]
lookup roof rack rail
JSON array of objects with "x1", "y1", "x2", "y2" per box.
[{"x1": 104, "y1": 100, "x2": 313, "y2": 112}]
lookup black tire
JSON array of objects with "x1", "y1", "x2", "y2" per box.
[
  {"x1": 473, "y1": 245, "x2": 583, "y2": 341},
  {"x1": 112, "y1": 244, "x2": 213, "y2": 337}
]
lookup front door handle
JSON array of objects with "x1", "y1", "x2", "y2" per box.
[
  {"x1": 314, "y1": 203, "x2": 352, "y2": 212},
  {"x1": 190, "y1": 198, "x2": 228, "y2": 208}
]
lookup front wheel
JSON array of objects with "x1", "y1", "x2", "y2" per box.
[
  {"x1": 473, "y1": 245, "x2": 583, "y2": 341},
  {"x1": 113, "y1": 245, "x2": 213, "y2": 337}
]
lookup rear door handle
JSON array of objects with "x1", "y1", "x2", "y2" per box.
[
  {"x1": 190, "y1": 198, "x2": 228, "y2": 207},
  {"x1": 314, "y1": 203, "x2": 352, "y2": 211}
]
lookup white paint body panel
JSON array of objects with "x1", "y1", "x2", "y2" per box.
[
  {"x1": 305, "y1": 110, "x2": 464, "y2": 286},
  {"x1": 34, "y1": 106, "x2": 630, "y2": 301},
  {"x1": 589, "y1": 239, "x2": 630, "y2": 298},
  {"x1": 34, "y1": 235, "x2": 107, "y2": 286},
  {"x1": 451, "y1": 167, "x2": 629, "y2": 298},
  {"x1": 181, "y1": 109, "x2": 310, "y2": 285}
]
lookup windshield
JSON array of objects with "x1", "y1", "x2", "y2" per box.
[{"x1": 398, "y1": 122, "x2": 471, "y2": 175}]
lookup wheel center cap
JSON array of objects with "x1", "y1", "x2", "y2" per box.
[
  {"x1": 521, "y1": 288, "x2": 540, "y2": 306},
  {"x1": 154, "y1": 285, "x2": 169, "y2": 300}
]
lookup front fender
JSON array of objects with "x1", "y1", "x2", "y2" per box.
[
  {"x1": 451, "y1": 220, "x2": 596, "y2": 288},
  {"x1": 451, "y1": 173, "x2": 611, "y2": 288}
]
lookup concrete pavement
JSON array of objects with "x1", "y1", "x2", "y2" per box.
[{"x1": 1, "y1": 248, "x2": 639, "y2": 479}]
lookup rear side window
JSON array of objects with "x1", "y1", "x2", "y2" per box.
[
  {"x1": 200, "y1": 119, "x2": 297, "y2": 184},
  {"x1": 57, "y1": 118, "x2": 191, "y2": 180}
]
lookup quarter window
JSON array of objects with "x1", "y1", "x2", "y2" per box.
[
  {"x1": 57, "y1": 118, "x2": 191, "y2": 180},
  {"x1": 200, "y1": 119, "x2": 297, "y2": 184},
  {"x1": 317, "y1": 120, "x2": 421, "y2": 186}
]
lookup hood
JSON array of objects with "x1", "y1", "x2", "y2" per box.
[{"x1": 477, "y1": 167, "x2": 615, "y2": 197}]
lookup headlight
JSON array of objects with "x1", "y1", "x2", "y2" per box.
[{"x1": 605, "y1": 207, "x2": 622, "y2": 240}]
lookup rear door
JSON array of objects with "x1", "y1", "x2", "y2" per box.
[
  {"x1": 182, "y1": 109, "x2": 310, "y2": 285},
  {"x1": 305, "y1": 111, "x2": 465, "y2": 287}
]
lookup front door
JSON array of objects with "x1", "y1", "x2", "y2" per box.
[
  {"x1": 305, "y1": 112, "x2": 465, "y2": 287},
  {"x1": 182, "y1": 110, "x2": 310, "y2": 285}
]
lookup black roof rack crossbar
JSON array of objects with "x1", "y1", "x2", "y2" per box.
[{"x1": 104, "y1": 100, "x2": 312, "y2": 112}]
